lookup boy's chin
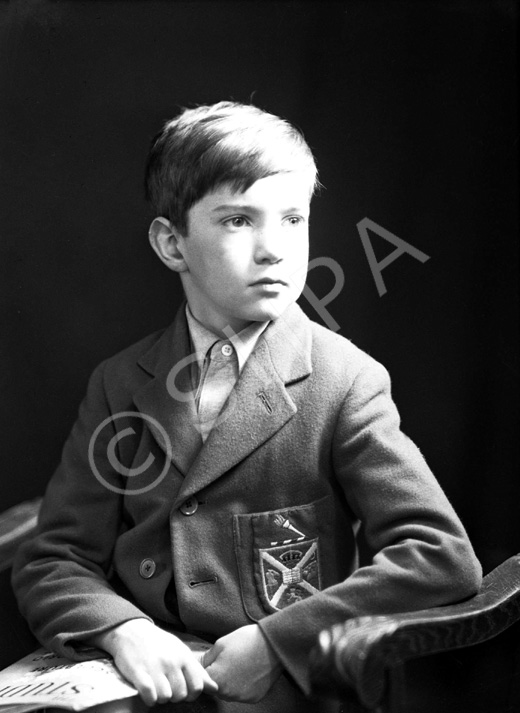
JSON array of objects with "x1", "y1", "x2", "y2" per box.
[{"x1": 245, "y1": 299, "x2": 295, "y2": 323}]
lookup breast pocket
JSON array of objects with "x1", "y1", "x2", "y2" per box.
[{"x1": 233, "y1": 500, "x2": 325, "y2": 620}]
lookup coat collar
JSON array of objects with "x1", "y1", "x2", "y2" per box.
[{"x1": 134, "y1": 302, "x2": 312, "y2": 502}]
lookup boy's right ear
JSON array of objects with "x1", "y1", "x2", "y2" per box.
[{"x1": 148, "y1": 217, "x2": 188, "y2": 273}]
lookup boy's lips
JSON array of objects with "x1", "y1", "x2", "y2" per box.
[{"x1": 250, "y1": 277, "x2": 289, "y2": 286}]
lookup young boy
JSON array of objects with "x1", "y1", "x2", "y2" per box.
[{"x1": 12, "y1": 102, "x2": 482, "y2": 712}]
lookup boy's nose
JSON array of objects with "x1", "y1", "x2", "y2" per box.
[{"x1": 254, "y1": 229, "x2": 283, "y2": 264}]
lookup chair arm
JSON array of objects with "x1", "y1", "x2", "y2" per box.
[
  {"x1": 309, "y1": 554, "x2": 520, "y2": 710},
  {"x1": 0, "y1": 499, "x2": 42, "y2": 572}
]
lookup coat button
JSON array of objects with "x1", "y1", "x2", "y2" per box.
[
  {"x1": 139, "y1": 558, "x2": 156, "y2": 578},
  {"x1": 179, "y1": 497, "x2": 198, "y2": 515}
]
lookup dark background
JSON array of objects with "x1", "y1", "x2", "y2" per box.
[{"x1": 1, "y1": 0, "x2": 518, "y2": 576}]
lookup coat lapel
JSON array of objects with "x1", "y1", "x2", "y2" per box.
[
  {"x1": 133, "y1": 307, "x2": 203, "y2": 476},
  {"x1": 132, "y1": 303, "x2": 313, "y2": 497},
  {"x1": 172, "y1": 303, "x2": 313, "y2": 507}
]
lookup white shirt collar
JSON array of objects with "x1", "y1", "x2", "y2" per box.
[{"x1": 185, "y1": 305, "x2": 270, "y2": 373}]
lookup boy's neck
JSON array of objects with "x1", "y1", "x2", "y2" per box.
[{"x1": 185, "y1": 302, "x2": 253, "y2": 339}]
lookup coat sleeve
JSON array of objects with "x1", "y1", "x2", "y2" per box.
[
  {"x1": 258, "y1": 357, "x2": 482, "y2": 695},
  {"x1": 11, "y1": 360, "x2": 152, "y2": 661}
]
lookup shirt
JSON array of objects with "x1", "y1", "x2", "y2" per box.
[{"x1": 185, "y1": 305, "x2": 269, "y2": 441}]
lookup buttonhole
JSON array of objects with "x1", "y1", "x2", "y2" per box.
[
  {"x1": 189, "y1": 576, "x2": 218, "y2": 588},
  {"x1": 257, "y1": 391, "x2": 273, "y2": 414}
]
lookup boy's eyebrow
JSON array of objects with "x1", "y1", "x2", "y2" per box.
[
  {"x1": 211, "y1": 204, "x2": 259, "y2": 213},
  {"x1": 211, "y1": 204, "x2": 307, "y2": 214}
]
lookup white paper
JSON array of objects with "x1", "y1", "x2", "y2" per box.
[
  {"x1": 0, "y1": 634, "x2": 212, "y2": 712},
  {"x1": 0, "y1": 649, "x2": 137, "y2": 710}
]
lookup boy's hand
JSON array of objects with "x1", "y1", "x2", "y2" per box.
[
  {"x1": 202, "y1": 624, "x2": 283, "y2": 703},
  {"x1": 90, "y1": 619, "x2": 218, "y2": 706}
]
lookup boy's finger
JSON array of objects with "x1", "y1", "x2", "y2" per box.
[
  {"x1": 153, "y1": 677, "x2": 173, "y2": 705},
  {"x1": 201, "y1": 668, "x2": 219, "y2": 694},
  {"x1": 166, "y1": 671, "x2": 189, "y2": 703},
  {"x1": 181, "y1": 665, "x2": 216, "y2": 701},
  {"x1": 133, "y1": 672, "x2": 158, "y2": 707}
]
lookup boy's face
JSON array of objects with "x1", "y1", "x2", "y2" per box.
[{"x1": 176, "y1": 172, "x2": 312, "y2": 336}]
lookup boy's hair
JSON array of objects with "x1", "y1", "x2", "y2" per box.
[{"x1": 145, "y1": 101, "x2": 319, "y2": 234}]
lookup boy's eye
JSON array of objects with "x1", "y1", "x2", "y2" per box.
[
  {"x1": 284, "y1": 216, "x2": 305, "y2": 226},
  {"x1": 224, "y1": 216, "x2": 249, "y2": 228}
]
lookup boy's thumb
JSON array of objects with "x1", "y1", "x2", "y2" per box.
[{"x1": 201, "y1": 644, "x2": 217, "y2": 668}]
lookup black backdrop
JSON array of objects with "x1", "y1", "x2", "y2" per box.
[{"x1": 1, "y1": 0, "x2": 518, "y2": 575}]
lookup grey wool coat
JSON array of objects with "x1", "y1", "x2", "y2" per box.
[{"x1": 12, "y1": 303, "x2": 482, "y2": 713}]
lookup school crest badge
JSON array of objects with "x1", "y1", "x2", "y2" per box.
[{"x1": 254, "y1": 513, "x2": 321, "y2": 612}]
